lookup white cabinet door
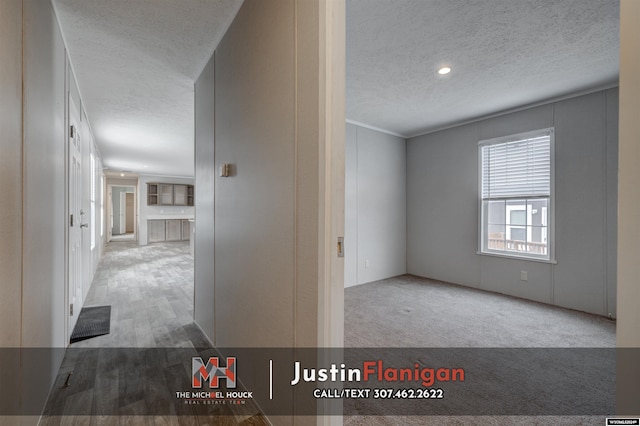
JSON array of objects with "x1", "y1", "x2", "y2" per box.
[
  {"x1": 159, "y1": 184, "x2": 173, "y2": 205},
  {"x1": 148, "y1": 220, "x2": 166, "y2": 242},
  {"x1": 181, "y1": 220, "x2": 191, "y2": 241},
  {"x1": 174, "y1": 185, "x2": 187, "y2": 205},
  {"x1": 166, "y1": 220, "x2": 182, "y2": 241}
]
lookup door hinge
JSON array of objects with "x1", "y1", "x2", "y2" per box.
[
  {"x1": 70, "y1": 304, "x2": 74, "y2": 316},
  {"x1": 337, "y1": 237, "x2": 344, "y2": 258},
  {"x1": 70, "y1": 214, "x2": 74, "y2": 227},
  {"x1": 70, "y1": 125, "x2": 75, "y2": 139}
]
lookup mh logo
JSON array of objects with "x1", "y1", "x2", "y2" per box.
[{"x1": 192, "y1": 356, "x2": 237, "y2": 389}]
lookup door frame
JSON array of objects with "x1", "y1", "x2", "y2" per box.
[
  {"x1": 119, "y1": 191, "x2": 127, "y2": 235},
  {"x1": 107, "y1": 184, "x2": 138, "y2": 242},
  {"x1": 65, "y1": 96, "x2": 83, "y2": 344}
]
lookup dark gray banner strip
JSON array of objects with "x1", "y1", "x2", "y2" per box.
[{"x1": 0, "y1": 347, "x2": 624, "y2": 416}]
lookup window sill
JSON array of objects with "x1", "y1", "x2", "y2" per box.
[{"x1": 476, "y1": 251, "x2": 557, "y2": 264}]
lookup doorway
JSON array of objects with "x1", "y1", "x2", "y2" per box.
[{"x1": 108, "y1": 185, "x2": 137, "y2": 242}]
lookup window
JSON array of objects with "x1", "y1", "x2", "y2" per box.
[
  {"x1": 90, "y1": 153, "x2": 96, "y2": 250},
  {"x1": 479, "y1": 128, "x2": 553, "y2": 261},
  {"x1": 100, "y1": 175, "x2": 104, "y2": 237}
]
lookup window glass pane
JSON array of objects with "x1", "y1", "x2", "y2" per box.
[
  {"x1": 527, "y1": 199, "x2": 548, "y2": 226},
  {"x1": 529, "y1": 226, "x2": 548, "y2": 255},
  {"x1": 510, "y1": 227, "x2": 526, "y2": 241},
  {"x1": 505, "y1": 238, "x2": 527, "y2": 254},
  {"x1": 486, "y1": 200, "x2": 505, "y2": 225},
  {"x1": 485, "y1": 224, "x2": 505, "y2": 252},
  {"x1": 510, "y1": 210, "x2": 526, "y2": 226}
]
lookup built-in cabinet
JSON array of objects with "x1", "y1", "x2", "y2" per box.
[
  {"x1": 148, "y1": 183, "x2": 194, "y2": 206},
  {"x1": 166, "y1": 220, "x2": 182, "y2": 241},
  {"x1": 148, "y1": 220, "x2": 166, "y2": 243},
  {"x1": 148, "y1": 219, "x2": 192, "y2": 243}
]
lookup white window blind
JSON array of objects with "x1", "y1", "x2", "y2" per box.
[{"x1": 481, "y1": 135, "x2": 551, "y2": 199}]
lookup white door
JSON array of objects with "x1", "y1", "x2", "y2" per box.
[
  {"x1": 108, "y1": 189, "x2": 113, "y2": 240},
  {"x1": 68, "y1": 99, "x2": 83, "y2": 339},
  {"x1": 119, "y1": 192, "x2": 127, "y2": 234}
]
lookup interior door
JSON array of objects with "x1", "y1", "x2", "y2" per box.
[
  {"x1": 119, "y1": 192, "x2": 127, "y2": 234},
  {"x1": 126, "y1": 192, "x2": 134, "y2": 233},
  {"x1": 108, "y1": 188, "x2": 113, "y2": 241},
  {"x1": 68, "y1": 98, "x2": 83, "y2": 339}
]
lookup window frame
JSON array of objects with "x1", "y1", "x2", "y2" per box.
[
  {"x1": 100, "y1": 174, "x2": 104, "y2": 238},
  {"x1": 90, "y1": 152, "x2": 96, "y2": 250},
  {"x1": 477, "y1": 127, "x2": 556, "y2": 263}
]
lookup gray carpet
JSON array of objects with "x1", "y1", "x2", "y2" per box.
[
  {"x1": 344, "y1": 274, "x2": 617, "y2": 425},
  {"x1": 345, "y1": 274, "x2": 615, "y2": 348}
]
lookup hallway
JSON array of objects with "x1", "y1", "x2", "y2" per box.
[
  {"x1": 39, "y1": 242, "x2": 268, "y2": 425},
  {"x1": 74, "y1": 241, "x2": 194, "y2": 348}
]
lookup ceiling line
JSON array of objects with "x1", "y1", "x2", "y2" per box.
[
  {"x1": 406, "y1": 82, "x2": 620, "y2": 140},
  {"x1": 345, "y1": 119, "x2": 408, "y2": 139}
]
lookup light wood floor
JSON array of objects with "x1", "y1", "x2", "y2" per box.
[
  {"x1": 73, "y1": 241, "x2": 195, "y2": 349},
  {"x1": 40, "y1": 241, "x2": 268, "y2": 426}
]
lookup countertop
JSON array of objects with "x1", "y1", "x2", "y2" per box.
[{"x1": 146, "y1": 215, "x2": 194, "y2": 220}]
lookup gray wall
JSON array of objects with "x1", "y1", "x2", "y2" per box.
[
  {"x1": 0, "y1": 1, "x2": 105, "y2": 422},
  {"x1": 194, "y1": 54, "x2": 215, "y2": 342},
  {"x1": 22, "y1": 0, "x2": 67, "y2": 349},
  {"x1": 345, "y1": 123, "x2": 406, "y2": 287},
  {"x1": 194, "y1": 0, "x2": 346, "y2": 361},
  {"x1": 1, "y1": 0, "x2": 69, "y2": 421},
  {"x1": 407, "y1": 89, "x2": 618, "y2": 317},
  {"x1": 0, "y1": 0, "x2": 23, "y2": 351},
  {"x1": 0, "y1": 0, "x2": 23, "y2": 419},
  {"x1": 212, "y1": 0, "x2": 297, "y2": 348}
]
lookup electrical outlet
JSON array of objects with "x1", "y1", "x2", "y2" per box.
[{"x1": 520, "y1": 271, "x2": 528, "y2": 281}]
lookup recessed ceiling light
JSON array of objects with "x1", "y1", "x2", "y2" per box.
[
  {"x1": 120, "y1": 173, "x2": 125, "y2": 177},
  {"x1": 437, "y1": 66, "x2": 451, "y2": 75}
]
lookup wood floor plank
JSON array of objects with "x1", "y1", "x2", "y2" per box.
[{"x1": 41, "y1": 242, "x2": 269, "y2": 425}]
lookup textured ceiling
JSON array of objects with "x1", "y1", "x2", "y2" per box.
[
  {"x1": 53, "y1": 0, "x2": 243, "y2": 177},
  {"x1": 347, "y1": 0, "x2": 620, "y2": 137},
  {"x1": 53, "y1": 0, "x2": 619, "y2": 176}
]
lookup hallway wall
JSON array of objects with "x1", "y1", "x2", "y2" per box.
[
  {"x1": 0, "y1": 0, "x2": 23, "y2": 350},
  {"x1": 19, "y1": 0, "x2": 67, "y2": 349},
  {"x1": 194, "y1": 55, "x2": 215, "y2": 341},
  {"x1": 0, "y1": 0, "x2": 24, "y2": 420},
  {"x1": 210, "y1": 0, "x2": 297, "y2": 348},
  {"x1": 1, "y1": 0, "x2": 104, "y2": 422},
  {"x1": 0, "y1": 0, "x2": 68, "y2": 421},
  {"x1": 194, "y1": 3, "x2": 346, "y2": 421}
]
